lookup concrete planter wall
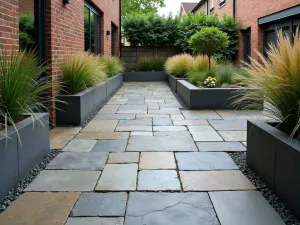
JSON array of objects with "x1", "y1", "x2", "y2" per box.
[
  {"x1": 247, "y1": 120, "x2": 300, "y2": 219},
  {"x1": 168, "y1": 75, "x2": 188, "y2": 93},
  {"x1": 0, "y1": 113, "x2": 49, "y2": 199},
  {"x1": 106, "y1": 73, "x2": 123, "y2": 98},
  {"x1": 56, "y1": 82, "x2": 107, "y2": 126},
  {"x1": 177, "y1": 80, "x2": 263, "y2": 110},
  {"x1": 123, "y1": 71, "x2": 168, "y2": 81}
]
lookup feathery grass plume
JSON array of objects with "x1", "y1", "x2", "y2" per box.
[
  {"x1": 192, "y1": 55, "x2": 216, "y2": 72},
  {"x1": 216, "y1": 62, "x2": 238, "y2": 84},
  {"x1": 0, "y1": 49, "x2": 51, "y2": 141},
  {"x1": 139, "y1": 56, "x2": 152, "y2": 71},
  {"x1": 164, "y1": 53, "x2": 194, "y2": 78},
  {"x1": 100, "y1": 56, "x2": 124, "y2": 77},
  {"x1": 234, "y1": 29, "x2": 300, "y2": 138},
  {"x1": 61, "y1": 52, "x2": 107, "y2": 94},
  {"x1": 187, "y1": 70, "x2": 208, "y2": 85},
  {"x1": 139, "y1": 56, "x2": 166, "y2": 71}
]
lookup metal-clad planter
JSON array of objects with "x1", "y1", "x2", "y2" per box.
[
  {"x1": 0, "y1": 113, "x2": 49, "y2": 199},
  {"x1": 56, "y1": 82, "x2": 107, "y2": 126},
  {"x1": 177, "y1": 80, "x2": 263, "y2": 110},
  {"x1": 123, "y1": 71, "x2": 168, "y2": 81},
  {"x1": 168, "y1": 75, "x2": 188, "y2": 93},
  {"x1": 106, "y1": 73, "x2": 123, "y2": 98},
  {"x1": 247, "y1": 120, "x2": 300, "y2": 219}
]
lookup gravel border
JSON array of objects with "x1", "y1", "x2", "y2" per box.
[
  {"x1": 229, "y1": 152, "x2": 300, "y2": 225},
  {"x1": 0, "y1": 150, "x2": 61, "y2": 213}
]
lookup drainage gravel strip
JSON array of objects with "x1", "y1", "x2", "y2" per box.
[{"x1": 229, "y1": 152, "x2": 300, "y2": 225}]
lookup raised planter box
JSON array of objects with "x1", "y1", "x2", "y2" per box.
[
  {"x1": 247, "y1": 120, "x2": 300, "y2": 219},
  {"x1": 56, "y1": 82, "x2": 107, "y2": 126},
  {"x1": 123, "y1": 71, "x2": 168, "y2": 82},
  {"x1": 177, "y1": 80, "x2": 263, "y2": 110},
  {"x1": 106, "y1": 73, "x2": 123, "y2": 98},
  {"x1": 168, "y1": 75, "x2": 188, "y2": 93},
  {"x1": 0, "y1": 113, "x2": 49, "y2": 199}
]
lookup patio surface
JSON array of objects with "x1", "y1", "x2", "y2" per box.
[{"x1": 0, "y1": 82, "x2": 286, "y2": 225}]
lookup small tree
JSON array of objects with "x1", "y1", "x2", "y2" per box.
[{"x1": 189, "y1": 27, "x2": 229, "y2": 72}]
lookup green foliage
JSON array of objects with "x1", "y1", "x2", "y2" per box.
[
  {"x1": 187, "y1": 71, "x2": 208, "y2": 85},
  {"x1": 100, "y1": 56, "x2": 124, "y2": 77},
  {"x1": 122, "y1": 0, "x2": 165, "y2": 18},
  {"x1": 139, "y1": 56, "x2": 165, "y2": 71},
  {"x1": 0, "y1": 50, "x2": 50, "y2": 138},
  {"x1": 19, "y1": 13, "x2": 35, "y2": 50},
  {"x1": 164, "y1": 54, "x2": 194, "y2": 78},
  {"x1": 61, "y1": 52, "x2": 107, "y2": 94},
  {"x1": 204, "y1": 76, "x2": 217, "y2": 88},
  {"x1": 216, "y1": 63, "x2": 237, "y2": 84}
]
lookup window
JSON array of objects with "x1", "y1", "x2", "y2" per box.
[
  {"x1": 84, "y1": 3, "x2": 101, "y2": 53},
  {"x1": 111, "y1": 24, "x2": 118, "y2": 56},
  {"x1": 220, "y1": 0, "x2": 226, "y2": 7},
  {"x1": 210, "y1": 0, "x2": 214, "y2": 13},
  {"x1": 243, "y1": 29, "x2": 251, "y2": 63},
  {"x1": 204, "y1": 2, "x2": 208, "y2": 15}
]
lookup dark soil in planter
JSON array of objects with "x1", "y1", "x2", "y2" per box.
[{"x1": 229, "y1": 152, "x2": 300, "y2": 225}]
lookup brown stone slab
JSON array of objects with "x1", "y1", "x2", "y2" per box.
[
  {"x1": 139, "y1": 152, "x2": 176, "y2": 170},
  {"x1": 75, "y1": 132, "x2": 130, "y2": 140},
  {"x1": 82, "y1": 120, "x2": 118, "y2": 132},
  {"x1": 173, "y1": 120, "x2": 208, "y2": 126},
  {"x1": 0, "y1": 192, "x2": 79, "y2": 225},
  {"x1": 50, "y1": 135, "x2": 75, "y2": 150}
]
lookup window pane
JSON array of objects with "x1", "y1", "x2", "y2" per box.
[
  {"x1": 84, "y1": 6, "x2": 90, "y2": 51},
  {"x1": 210, "y1": 0, "x2": 214, "y2": 9},
  {"x1": 90, "y1": 12, "x2": 95, "y2": 52}
]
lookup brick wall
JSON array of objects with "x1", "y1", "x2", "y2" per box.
[
  {"x1": 19, "y1": 0, "x2": 34, "y2": 14},
  {"x1": 0, "y1": 0, "x2": 19, "y2": 50},
  {"x1": 208, "y1": 0, "x2": 233, "y2": 17}
]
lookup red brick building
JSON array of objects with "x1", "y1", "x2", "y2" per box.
[
  {"x1": 0, "y1": 0, "x2": 121, "y2": 122},
  {"x1": 192, "y1": 0, "x2": 300, "y2": 61}
]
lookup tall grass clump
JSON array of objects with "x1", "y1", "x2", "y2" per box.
[
  {"x1": 100, "y1": 56, "x2": 124, "y2": 77},
  {"x1": 187, "y1": 71, "x2": 208, "y2": 85},
  {"x1": 61, "y1": 52, "x2": 107, "y2": 94},
  {"x1": 192, "y1": 55, "x2": 216, "y2": 72},
  {"x1": 216, "y1": 62, "x2": 237, "y2": 85},
  {"x1": 235, "y1": 29, "x2": 300, "y2": 139},
  {"x1": 139, "y1": 56, "x2": 166, "y2": 71},
  {"x1": 0, "y1": 49, "x2": 50, "y2": 138},
  {"x1": 164, "y1": 53, "x2": 194, "y2": 78}
]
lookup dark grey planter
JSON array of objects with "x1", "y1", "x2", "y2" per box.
[
  {"x1": 123, "y1": 71, "x2": 168, "y2": 81},
  {"x1": 56, "y1": 82, "x2": 107, "y2": 126},
  {"x1": 168, "y1": 75, "x2": 188, "y2": 93},
  {"x1": 247, "y1": 120, "x2": 300, "y2": 219},
  {"x1": 177, "y1": 80, "x2": 263, "y2": 110},
  {"x1": 0, "y1": 113, "x2": 49, "y2": 199},
  {"x1": 107, "y1": 73, "x2": 123, "y2": 98}
]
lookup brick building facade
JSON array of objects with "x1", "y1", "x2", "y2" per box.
[
  {"x1": 192, "y1": 0, "x2": 300, "y2": 61},
  {"x1": 0, "y1": 0, "x2": 121, "y2": 123}
]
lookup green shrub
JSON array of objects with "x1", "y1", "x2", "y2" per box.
[
  {"x1": 139, "y1": 57, "x2": 152, "y2": 71},
  {"x1": 191, "y1": 55, "x2": 217, "y2": 72},
  {"x1": 164, "y1": 54, "x2": 194, "y2": 78},
  {"x1": 216, "y1": 63, "x2": 237, "y2": 84},
  {"x1": 19, "y1": 13, "x2": 35, "y2": 50},
  {"x1": 187, "y1": 70, "x2": 208, "y2": 85},
  {"x1": 139, "y1": 56, "x2": 165, "y2": 71},
  {"x1": 0, "y1": 49, "x2": 50, "y2": 139},
  {"x1": 61, "y1": 52, "x2": 107, "y2": 94},
  {"x1": 100, "y1": 56, "x2": 124, "y2": 77}
]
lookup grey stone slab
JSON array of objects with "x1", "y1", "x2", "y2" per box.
[
  {"x1": 189, "y1": 126, "x2": 223, "y2": 142},
  {"x1": 138, "y1": 170, "x2": 181, "y2": 191},
  {"x1": 125, "y1": 192, "x2": 219, "y2": 225},
  {"x1": 92, "y1": 140, "x2": 127, "y2": 152},
  {"x1": 131, "y1": 131, "x2": 153, "y2": 136},
  {"x1": 25, "y1": 170, "x2": 100, "y2": 192},
  {"x1": 182, "y1": 110, "x2": 222, "y2": 119},
  {"x1": 153, "y1": 126, "x2": 187, "y2": 132},
  {"x1": 176, "y1": 152, "x2": 238, "y2": 170},
  {"x1": 218, "y1": 131, "x2": 247, "y2": 142},
  {"x1": 209, "y1": 191, "x2": 285, "y2": 225},
  {"x1": 46, "y1": 152, "x2": 109, "y2": 171},
  {"x1": 118, "y1": 118, "x2": 152, "y2": 126},
  {"x1": 108, "y1": 152, "x2": 139, "y2": 164},
  {"x1": 66, "y1": 218, "x2": 124, "y2": 225},
  {"x1": 116, "y1": 125, "x2": 152, "y2": 132},
  {"x1": 153, "y1": 117, "x2": 173, "y2": 126},
  {"x1": 95, "y1": 164, "x2": 138, "y2": 191},
  {"x1": 62, "y1": 140, "x2": 96, "y2": 152},
  {"x1": 72, "y1": 192, "x2": 127, "y2": 217},
  {"x1": 208, "y1": 120, "x2": 247, "y2": 131},
  {"x1": 119, "y1": 105, "x2": 147, "y2": 111},
  {"x1": 127, "y1": 131, "x2": 197, "y2": 152},
  {"x1": 148, "y1": 109, "x2": 181, "y2": 115},
  {"x1": 196, "y1": 142, "x2": 246, "y2": 152},
  {"x1": 94, "y1": 114, "x2": 136, "y2": 120},
  {"x1": 147, "y1": 103, "x2": 159, "y2": 110}
]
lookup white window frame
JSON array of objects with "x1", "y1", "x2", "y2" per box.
[{"x1": 210, "y1": 0, "x2": 214, "y2": 10}]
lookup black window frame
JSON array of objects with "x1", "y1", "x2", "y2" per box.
[
  {"x1": 243, "y1": 28, "x2": 251, "y2": 63},
  {"x1": 219, "y1": 0, "x2": 226, "y2": 7},
  {"x1": 111, "y1": 23, "x2": 117, "y2": 56}
]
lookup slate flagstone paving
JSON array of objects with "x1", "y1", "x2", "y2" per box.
[{"x1": 1, "y1": 82, "x2": 286, "y2": 225}]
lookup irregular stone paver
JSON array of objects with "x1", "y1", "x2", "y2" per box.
[
  {"x1": 82, "y1": 120, "x2": 118, "y2": 132},
  {"x1": 189, "y1": 126, "x2": 223, "y2": 142},
  {"x1": 119, "y1": 105, "x2": 147, "y2": 111},
  {"x1": 94, "y1": 114, "x2": 136, "y2": 120},
  {"x1": 127, "y1": 131, "x2": 198, "y2": 152},
  {"x1": 50, "y1": 127, "x2": 82, "y2": 136},
  {"x1": 153, "y1": 126, "x2": 187, "y2": 132},
  {"x1": 62, "y1": 139, "x2": 97, "y2": 152},
  {"x1": 98, "y1": 107, "x2": 119, "y2": 114},
  {"x1": 242, "y1": 142, "x2": 247, "y2": 146},
  {"x1": 115, "y1": 125, "x2": 152, "y2": 131},
  {"x1": 95, "y1": 164, "x2": 138, "y2": 191},
  {"x1": 153, "y1": 117, "x2": 173, "y2": 126},
  {"x1": 66, "y1": 217, "x2": 124, "y2": 225},
  {"x1": 148, "y1": 109, "x2": 181, "y2": 115},
  {"x1": 108, "y1": 152, "x2": 139, "y2": 164},
  {"x1": 171, "y1": 114, "x2": 185, "y2": 120},
  {"x1": 46, "y1": 152, "x2": 108, "y2": 170},
  {"x1": 208, "y1": 119, "x2": 247, "y2": 130},
  {"x1": 176, "y1": 152, "x2": 238, "y2": 170},
  {"x1": 218, "y1": 131, "x2": 247, "y2": 141},
  {"x1": 216, "y1": 110, "x2": 267, "y2": 120},
  {"x1": 209, "y1": 191, "x2": 286, "y2": 225},
  {"x1": 92, "y1": 140, "x2": 127, "y2": 152},
  {"x1": 25, "y1": 170, "x2": 100, "y2": 192},
  {"x1": 136, "y1": 114, "x2": 169, "y2": 118},
  {"x1": 125, "y1": 192, "x2": 219, "y2": 225},
  {"x1": 0, "y1": 192, "x2": 79, "y2": 225},
  {"x1": 117, "y1": 110, "x2": 147, "y2": 114},
  {"x1": 50, "y1": 127, "x2": 81, "y2": 149},
  {"x1": 72, "y1": 192, "x2": 127, "y2": 217},
  {"x1": 180, "y1": 170, "x2": 255, "y2": 191},
  {"x1": 174, "y1": 120, "x2": 208, "y2": 125},
  {"x1": 147, "y1": 103, "x2": 159, "y2": 110},
  {"x1": 182, "y1": 110, "x2": 222, "y2": 119},
  {"x1": 138, "y1": 170, "x2": 181, "y2": 191},
  {"x1": 118, "y1": 118, "x2": 152, "y2": 126},
  {"x1": 131, "y1": 131, "x2": 153, "y2": 136},
  {"x1": 75, "y1": 132, "x2": 130, "y2": 140},
  {"x1": 139, "y1": 152, "x2": 176, "y2": 170},
  {"x1": 196, "y1": 142, "x2": 246, "y2": 152}
]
